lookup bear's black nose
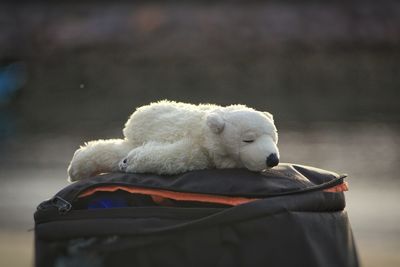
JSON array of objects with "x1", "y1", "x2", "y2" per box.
[{"x1": 266, "y1": 153, "x2": 279, "y2": 167}]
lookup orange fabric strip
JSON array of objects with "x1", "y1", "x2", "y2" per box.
[
  {"x1": 78, "y1": 182, "x2": 349, "y2": 206},
  {"x1": 79, "y1": 186, "x2": 258, "y2": 206},
  {"x1": 323, "y1": 181, "x2": 349, "y2": 193}
]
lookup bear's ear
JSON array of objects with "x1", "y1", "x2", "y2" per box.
[
  {"x1": 263, "y1": 111, "x2": 274, "y2": 121},
  {"x1": 206, "y1": 112, "x2": 225, "y2": 134}
]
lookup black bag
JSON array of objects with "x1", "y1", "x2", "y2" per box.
[{"x1": 34, "y1": 163, "x2": 359, "y2": 267}]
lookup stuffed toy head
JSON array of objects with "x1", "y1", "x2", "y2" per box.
[{"x1": 206, "y1": 109, "x2": 279, "y2": 171}]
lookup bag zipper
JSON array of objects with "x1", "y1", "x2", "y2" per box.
[
  {"x1": 36, "y1": 175, "x2": 346, "y2": 215},
  {"x1": 37, "y1": 196, "x2": 72, "y2": 214}
]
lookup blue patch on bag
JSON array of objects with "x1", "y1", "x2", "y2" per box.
[{"x1": 87, "y1": 197, "x2": 128, "y2": 209}]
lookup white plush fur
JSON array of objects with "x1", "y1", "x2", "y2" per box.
[{"x1": 68, "y1": 100, "x2": 279, "y2": 181}]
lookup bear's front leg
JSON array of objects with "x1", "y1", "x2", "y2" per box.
[
  {"x1": 119, "y1": 139, "x2": 210, "y2": 175},
  {"x1": 68, "y1": 139, "x2": 132, "y2": 181}
]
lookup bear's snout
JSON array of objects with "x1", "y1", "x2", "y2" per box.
[{"x1": 266, "y1": 153, "x2": 279, "y2": 167}]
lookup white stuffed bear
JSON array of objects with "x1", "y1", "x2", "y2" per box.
[{"x1": 68, "y1": 100, "x2": 279, "y2": 181}]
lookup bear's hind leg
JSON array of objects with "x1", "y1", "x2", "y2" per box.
[{"x1": 68, "y1": 139, "x2": 132, "y2": 181}]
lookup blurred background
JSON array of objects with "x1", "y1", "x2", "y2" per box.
[{"x1": 0, "y1": 1, "x2": 399, "y2": 266}]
